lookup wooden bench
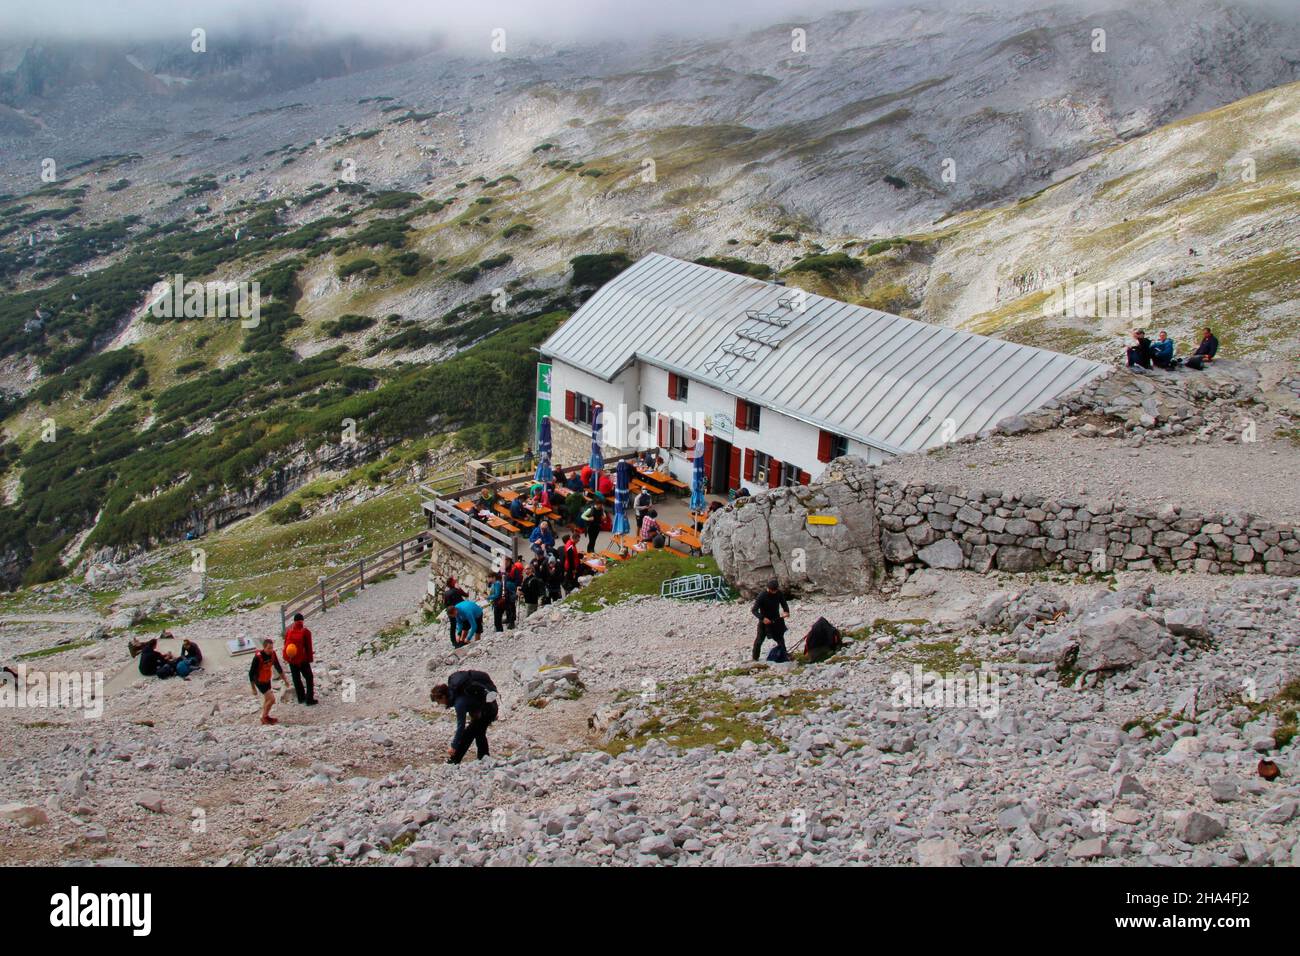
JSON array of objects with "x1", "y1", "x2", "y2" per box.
[{"x1": 495, "y1": 503, "x2": 534, "y2": 530}]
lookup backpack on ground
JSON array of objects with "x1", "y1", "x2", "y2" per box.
[
  {"x1": 766, "y1": 644, "x2": 790, "y2": 664},
  {"x1": 802, "y1": 617, "x2": 843, "y2": 663}
]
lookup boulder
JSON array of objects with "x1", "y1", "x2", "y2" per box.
[
  {"x1": 915, "y1": 837, "x2": 963, "y2": 866},
  {"x1": 1072, "y1": 608, "x2": 1172, "y2": 672},
  {"x1": 1174, "y1": 811, "x2": 1225, "y2": 845},
  {"x1": 917, "y1": 539, "x2": 963, "y2": 570},
  {"x1": 0, "y1": 803, "x2": 49, "y2": 827},
  {"x1": 512, "y1": 652, "x2": 583, "y2": 704},
  {"x1": 1163, "y1": 607, "x2": 1211, "y2": 640},
  {"x1": 994, "y1": 546, "x2": 1045, "y2": 573},
  {"x1": 702, "y1": 456, "x2": 884, "y2": 595}
]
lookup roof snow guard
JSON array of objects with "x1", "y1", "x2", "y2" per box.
[{"x1": 540, "y1": 253, "x2": 1105, "y2": 456}]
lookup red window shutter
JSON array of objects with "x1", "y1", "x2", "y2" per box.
[
  {"x1": 799, "y1": 470, "x2": 811, "y2": 485},
  {"x1": 728, "y1": 447, "x2": 741, "y2": 490},
  {"x1": 667, "y1": 372, "x2": 677, "y2": 400},
  {"x1": 703, "y1": 435, "x2": 714, "y2": 481},
  {"x1": 656, "y1": 413, "x2": 665, "y2": 448},
  {"x1": 565, "y1": 390, "x2": 576, "y2": 422},
  {"x1": 743, "y1": 448, "x2": 755, "y2": 482},
  {"x1": 769, "y1": 458, "x2": 781, "y2": 489},
  {"x1": 734, "y1": 398, "x2": 747, "y2": 431},
  {"x1": 817, "y1": 430, "x2": 833, "y2": 462},
  {"x1": 689, "y1": 427, "x2": 698, "y2": 446}
]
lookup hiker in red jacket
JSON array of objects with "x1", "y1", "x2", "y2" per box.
[
  {"x1": 249, "y1": 638, "x2": 290, "y2": 725},
  {"x1": 580, "y1": 463, "x2": 594, "y2": 490},
  {"x1": 597, "y1": 472, "x2": 614, "y2": 498},
  {"x1": 282, "y1": 613, "x2": 317, "y2": 706}
]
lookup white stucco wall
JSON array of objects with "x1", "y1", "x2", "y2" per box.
[{"x1": 549, "y1": 357, "x2": 889, "y2": 486}]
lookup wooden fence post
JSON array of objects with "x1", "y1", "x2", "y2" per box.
[
  {"x1": 400, "y1": 539, "x2": 406, "y2": 571},
  {"x1": 359, "y1": 558, "x2": 366, "y2": 589}
]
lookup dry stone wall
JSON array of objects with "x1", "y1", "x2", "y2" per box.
[
  {"x1": 706, "y1": 456, "x2": 1300, "y2": 595},
  {"x1": 876, "y1": 480, "x2": 1300, "y2": 578}
]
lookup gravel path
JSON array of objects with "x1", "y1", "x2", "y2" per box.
[{"x1": 877, "y1": 428, "x2": 1300, "y2": 523}]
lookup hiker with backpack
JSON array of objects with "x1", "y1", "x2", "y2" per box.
[
  {"x1": 521, "y1": 565, "x2": 548, "y2": 617},
  {"x1": 282, "y1": 612, "x2": 317, "y2": 706},
  {"x1": 581, "y1": 497, "x2": 605, "y2": 553},
  {"x1": 430, "y1": 670, "x2": 499, "y2": 764},
  {"x1": 488, "y1": 571, "x2": 518, "y2": 632},
  {"x1": 751, "y1": 578, "x2": 791, "y2": 662},
  {"x1": 545, "y1": 554, "x2": 565, "y2": 604},
  {"x1": 441, "y1": 577, "x2": 468, "y2": 647},
  {"x1": 562, "y1": 534, "x2": 582, "y2": 593},
  {"x1": 249, "y1": 638, "x2": 290, "y2": 725},
  {"x1": 450, "y1": 598, "x2": 484, "y2": 645}
]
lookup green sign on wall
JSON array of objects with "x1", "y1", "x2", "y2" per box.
[{"x1": 536, "y1": 362, "x2": 552, "y2": 446}]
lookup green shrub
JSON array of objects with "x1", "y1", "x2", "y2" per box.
[
  {"x1": 338, "y1": 258, "x2": 380, "y2": 280},
  {"x1": 570, "y1": 252, "x2": 632, "y2": 287},
  {"x1": 693, "y1": 257, "x2": 772, "y2": 279},
  {"x1": 786, "y1": 253, "x2": 861, "y2": 276}
]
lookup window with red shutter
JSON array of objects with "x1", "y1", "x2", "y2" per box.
[
  {"x1": 734, "y1": 398, "x2": 747, "y2": 431},
  {"x1": 817, "y1": 430, "x2": 832, "y2": 462},
  {"x1": 799, "y1": 470, "x2": 811, "y2": 485},
  {"x1": 769, "y1": 459, "x2": 781, "y2": 489},
  {"x1": 743, "y1": 448, "x2": 755, "y2": 482},
  {"x1": 667, "y1": 372, "x2": 677, "y2": 400},
  {"x1": 656, "y1": 413, "x2": 665, "y2": 448},
  {"x1": 728, "y1": 447, "x2": 741, "y2": 490},
  {"x1": 565, "y1": 390, "x2": 576, "y2": 422}
]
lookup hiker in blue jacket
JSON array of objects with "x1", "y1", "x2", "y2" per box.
[
  {"x1": 529, "y1": 519, "x2": 555, "y2": 557},
  {"x1": 1151, "y1": 330, "x2": 1174, "y2": 369},
  {"x1": 450, "y1": 599, "x2": 484, "y2": 645}
]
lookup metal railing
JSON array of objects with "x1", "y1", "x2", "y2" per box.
[{"x1": 279, "y1": 529, "x2": 434, "y2": 633}]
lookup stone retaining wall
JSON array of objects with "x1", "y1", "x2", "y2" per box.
[{"x1": 875, "y1": 479, "x2": 1300, "y2": 577}]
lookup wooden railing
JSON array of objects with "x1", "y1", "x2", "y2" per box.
[
  {"x1": 427, "y1": 498, "x2": 518, "y2": 567},
  {"x1": 279, "y1": 529, "x2": 434, "y2": 633}
]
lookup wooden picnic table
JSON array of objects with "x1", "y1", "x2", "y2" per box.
[
  {"x1": 645, "y1": 470, "x2": 689, "y2": 493},
  {"x1": 664, "y1": 523, "x2": 703, "y2": 555}
]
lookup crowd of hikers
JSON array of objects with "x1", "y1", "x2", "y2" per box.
[{"x1": 1125, "y1": 326, "x2": 1220, "y2": 371}]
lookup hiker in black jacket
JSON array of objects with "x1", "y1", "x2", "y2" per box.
[
  {"x1": 521, "y1": 566, "x2": 548, "y2": 617},
  {"x1": 430, "y1": 670, "x2": 499, "y2": 764},
  {"x1": 751, "y1": 578, "x2": 791, "y2": 661},
  {"x1": 441, "y1": 577, "x2": 468, "y2": 647}
]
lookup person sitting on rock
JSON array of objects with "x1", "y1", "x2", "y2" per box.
[
  {"x1": 1125, "y1": 328, "x2": 1153, "y2": 370},
  {"x1": 1184, "y1": 327, "x2": 1219, "y2": 370},
  {"x1": 176, "y1": 639, "x2": 203, "y2": 677},
  {"x1": 1150, "y1": 329, "x2": 1174, "y2": 369},
  {"x1": 431, "y1": 670, "x2": 499, "y2": 765}
]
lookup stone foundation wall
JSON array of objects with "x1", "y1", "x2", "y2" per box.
[
  {"x1": 703, "y1": 456, "x2": 1300, "y2": 595},
  {"x1": 875, "y1": 480, "x2": 1300, "y2": 577},
  {"x1": 425, "y1": 538, "x2": 498, "y2": 606}
]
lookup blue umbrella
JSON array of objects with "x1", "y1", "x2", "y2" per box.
[
  {"x1": 534, "y1": 418, "x2": 553, "y2": 482},
  {"x1": 589, "y1": 405, "x2": 604, "y2": 474},
  {"x1": 690, "y1": 436, "x2": 706, "y2": 511},
  {"x1": 612, "y1": 460, "x2": 631, "y2": 536}
]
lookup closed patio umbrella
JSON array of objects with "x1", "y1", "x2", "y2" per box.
[
  {"x1": 690, "y1": 436, "x2": 707, "y2": 512},
  {"x1": 589, "y1": 406, "x2": 604, "y2": 474},
  {"x1": 612, "y1": 459, "x2": 631, "y2": 536},
  {"x1": 535, "y1": 419, "x2": 553, "y2": 483}
]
